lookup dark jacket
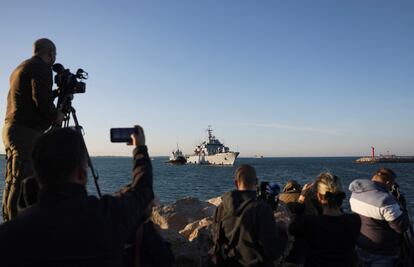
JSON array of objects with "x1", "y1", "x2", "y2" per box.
[
  {"x1": 5, "y1": 56, "x2": 57, "y2": 130},
  {"x1": 212, "y1": 190, "x2": 287, "y2": 267},
  {"x1": 289, "y1": 203, "x2": 361, "y2": 267},
  {"x1": 0, "y1": 146, "x2": 154, "y2": 267},
  {"x1": 349, "y1": 179, "x2": 409, "y2": 255},
  {"x1": 140, "y1": 222, "x2": 174, "y2": 267}
]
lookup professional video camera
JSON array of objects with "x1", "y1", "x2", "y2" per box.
[
  {"x1": 257, "y1": 181, "x2": 280, "y2": 211},
  {"x1": 391, "y1": 182, "x2": 407, "y2": 209},
  {"x1": 52, "y1": 63, "x2": 88, "y2": 115},
  {"x1": 53, "y1": 63, "x2": 87, "y2": 95}
]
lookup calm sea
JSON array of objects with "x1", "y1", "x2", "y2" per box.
[{"x1": 1, "y1": 156, "x2": 414, "y2": 220}]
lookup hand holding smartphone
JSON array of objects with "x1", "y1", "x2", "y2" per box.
[{"x1": 110, "y1": 126, "x2": 145, "y2": 146}]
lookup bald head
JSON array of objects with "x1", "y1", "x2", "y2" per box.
[
  {"x1": 234, "y1": 164, "x2": 257, "y2": 190},
  {"x1": 33, "y1": 38, "x2": 55, "y2": 56},
  {"x1": 33, "y1": 38, "x2": 56, "y2": 66}
]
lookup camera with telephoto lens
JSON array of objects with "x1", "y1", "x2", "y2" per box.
[
  {"x1": 53, "y1": 63, "x2": 87, "y2": 96},
  {"x1": 391, "y1": 182, "x2": 407, "y2": 209},
  {"x1": 257, "y1": 181, "x2": 279, "y2": 211}
]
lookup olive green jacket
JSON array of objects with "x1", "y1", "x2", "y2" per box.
[{"x1": 5, "y1": 56, "x2": 57, "y2": 130}]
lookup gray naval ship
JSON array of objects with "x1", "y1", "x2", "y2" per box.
[{"x1": 186, "y1": 126, "x2": 239, "y2": 165}]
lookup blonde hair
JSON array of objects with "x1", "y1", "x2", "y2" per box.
[{"x1": 314, "y1": 172, "x2": 345, "y2": 208}]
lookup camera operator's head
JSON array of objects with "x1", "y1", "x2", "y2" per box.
[
  {"x1": 233, "y1": 164, "x2": 258, "y2": 191},
  {"x1": 32, "y1": 128, "x2": 88, "y2": 188},
  {"x1": 372, "y1": 168, "x2": 396, "y2": 191},
  {"x1": 33, "y1": 38, "x2": 56, "y2": 67}
]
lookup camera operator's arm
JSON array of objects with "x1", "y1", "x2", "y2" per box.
[
  {"x1": 382, "y1": 202, "x2": 410, "y2": 234},
  {"x1": 112, "y1": 126, "x2": 154, "y2": 233},
  {"x1": 31, "y1": 65, "x2": 57, "y2": 124}
]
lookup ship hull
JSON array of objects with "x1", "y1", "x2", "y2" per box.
[
  {"x1": 166, "y1": 156, "x2": 187, "y2": 164},
  {"x1": 186, "y1": 152, "x2": 239, "y2": 165}
]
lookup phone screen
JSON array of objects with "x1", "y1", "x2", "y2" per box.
[{"x1": 110, "y1": 128, "x2": 137, "y2": 143}]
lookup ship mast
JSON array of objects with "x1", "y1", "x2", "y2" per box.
[{"x1": 206, "y1": 125, "x2": 214, "y2": 142}]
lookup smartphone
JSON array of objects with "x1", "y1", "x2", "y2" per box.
[{"x1": 110, "y1": 128, "x2": 137, "y2": 143}]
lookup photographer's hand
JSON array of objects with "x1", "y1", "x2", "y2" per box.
[
  {"x1": 129, "y1": 125, "x2": 145, "y2": 147},
  {"x1": 54, "y1": 111, "x2": 65, "y2": 126},
  {"x1": 298, "y1": 182, "x2": 313, "y2": 203}
]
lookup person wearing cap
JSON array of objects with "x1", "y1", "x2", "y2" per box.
[
  {"x1": 279, "y1": 180, "x2": 302, "y2": 205},
  {"x1": 289, "y1": 172, "x2": 361, "y2": 267}
]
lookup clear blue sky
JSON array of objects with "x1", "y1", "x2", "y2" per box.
[{"x1": 0, "y1": 0, "x2": 413, "y2": 157}]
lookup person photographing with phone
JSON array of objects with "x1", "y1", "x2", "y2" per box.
[{"x1": 0, "y1": 125, "x2": 154, "y2": 266}]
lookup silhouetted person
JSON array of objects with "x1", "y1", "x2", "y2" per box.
[
  {"x1": 289, "y1": 172, "x2": 361, "y2": 267},
  {"x1": 0, "y1": 126, "x2": 153, "y2": 266},
  {"x1": 2, "y1": 38, "x2": 63, "y2": 221},
  {"x1": 210, "y1": 164, "x2": 287, "y2": 266}
]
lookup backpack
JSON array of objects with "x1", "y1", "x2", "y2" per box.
[{"x1": 210, "y1": 199, "x2": 257, "y2": 267}]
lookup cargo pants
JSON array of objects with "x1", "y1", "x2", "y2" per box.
[{"x1": 2, "y1": 124, "x2": 42, "y2": 221}]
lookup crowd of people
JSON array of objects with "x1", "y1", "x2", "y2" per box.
[
  {"x1": 210, "y1": 166, "x2": 413, "y2": 267},
  {"x1": 0, "y1": 38, "x2": 413, "y2": 266}
]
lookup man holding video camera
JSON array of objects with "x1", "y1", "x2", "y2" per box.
[
  {"x1": 2, "y1": 38, "x2": 64, "y2": 221},
  {"x1": 0, "y1": 125, "x2": 154, "y2": 266}
]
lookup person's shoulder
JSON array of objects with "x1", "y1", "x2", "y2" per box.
[
  {"x1": 343, "y1": 213, "x2": 362, "y2": 225},
  {"x1": 23, "y1": 56, "x2": 50, "y2": 74},
  {"x1": 252, "y1": 200, "x2": 274, "y2": 214},
  {"x1": 19, "y1": 56, "x2": 39, "y2": 68},
  {"x1": 279, "y1": 192, "x2": 300, "y2": 204},
  {"x1": 0, "y1": 215, "x2": 30, "y2": 247}
]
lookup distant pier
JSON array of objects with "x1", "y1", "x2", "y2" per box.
[{"x1": 356, "y1": 156, "x2": 414, "y2": 164}]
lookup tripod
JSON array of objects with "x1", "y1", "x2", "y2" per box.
[
  {"x1": 392, "y1": 184, "x2": 414, "y2": 267},
  {"x1": 57, "y1": 94, "x2": 102, "y2": 198}
]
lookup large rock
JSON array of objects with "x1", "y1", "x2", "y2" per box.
[
  {"x1": 151, "y1": 196, "x2": 295, "y2": 267},
  {"x1": 179, "y1": 217, "x2": 213, "y2": 241},
  {"x1": 152, "y1": 197, "x2": 216, "y2": 232},
  {"x1": 207, "y1": 196, "x2": 222, "y2": 207},
  {"x1": 158, "y1": 227, "x2": 201, "y2": 267}
]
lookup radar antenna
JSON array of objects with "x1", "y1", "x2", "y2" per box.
[{"x1": 206, "y1": 125, "x2": 214, "y2": 141}]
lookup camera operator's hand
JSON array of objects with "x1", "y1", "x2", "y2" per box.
[
  {"x1": 129, "y1": 125, "x2": 145, "y2": 147},
  {"x1": 55, "y1": 111, "x2": 65, "y2": 126}
]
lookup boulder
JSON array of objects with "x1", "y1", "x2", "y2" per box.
[
  {"x1": 207, "y1": 196, "x2": 222, "y2": 207},
  {"x1": 152, "y1": 197, "x2": 216, "y2": 232},
  {"x1": 157, "y1": 227, "x2": 201, "y2": 267},
  {"x1": 179, "y1": 217, "x2": 213, "y2": 241},
  {"x1": 151, "y1": 195, "x2": 295, "y2": 267}
]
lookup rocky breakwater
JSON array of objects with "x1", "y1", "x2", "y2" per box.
[
  {"x1": 151, "y1": 196, "x2": 220, "y2": 266},
  {"x1": 151, "y1": 196, "x2": 292, "y2": 267}
]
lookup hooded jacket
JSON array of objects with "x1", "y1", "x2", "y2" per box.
[
  {"x1": 212, "y1": 190, "x2": 287, "y2": 267},
  {"x1": 349, "y1": 179, "x2": 408, "y2": 255}
]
